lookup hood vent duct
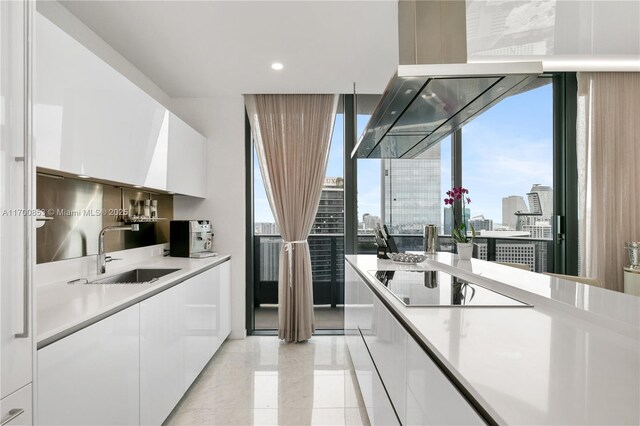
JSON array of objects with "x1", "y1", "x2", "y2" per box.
[{"x1": 352, "y1": 1, "x2": 542, "y2": 159}]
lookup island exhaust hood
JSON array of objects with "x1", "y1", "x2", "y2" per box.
[{"x1": 352, "y1": 1, "x2": 543, "y2": 159}]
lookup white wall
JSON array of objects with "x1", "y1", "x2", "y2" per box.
[
  {"x1": 37, "y1": 2, "x2": 248, "y2": 337},
  {"x1": 171, "y1": 97, "x2": 246, "y2": 339}
]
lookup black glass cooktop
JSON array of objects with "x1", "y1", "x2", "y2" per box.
[{"x1": 369, "y1": 270, "x2": 531, "y2": 307}]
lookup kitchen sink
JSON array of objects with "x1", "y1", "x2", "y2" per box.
[{"x1": 90, "y1": 268, "x2": 180, "y2": 284}]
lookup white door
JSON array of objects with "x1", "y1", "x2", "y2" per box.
[{"x1": 1, "y1": 0, "x2": 33, "y2": 400}]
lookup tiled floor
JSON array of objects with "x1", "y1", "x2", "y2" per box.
[
  {"x1": 164, "y1": 336, "x2": 370, "y2": 426},
  {"x1": 255, "y1": 306, "x2": 344, "y2": 330}
]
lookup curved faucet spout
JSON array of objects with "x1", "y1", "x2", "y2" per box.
[{"x1": 97, "y1": 224, "x2": 140, "y2": 275}]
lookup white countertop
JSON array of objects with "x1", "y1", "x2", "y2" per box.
[
  {"x1": 346, "y1": 253, "x2": 640, "y2": 425},
  {"x1": 37, "y1": 254, "x2": 230, "y2": 348}
]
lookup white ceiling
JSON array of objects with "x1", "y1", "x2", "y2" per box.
[{"x1": 59, "y1": 0, "x2": 399, "y2": 98}]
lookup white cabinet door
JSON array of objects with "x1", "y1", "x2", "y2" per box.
[
  {"x1": 354, "y1": 333, "x2": 400, "y2": 426},
  {"x1": 183, "y1": 266, "x2": 220, "y2": 388},
  {"x1": 405, "y1": 336, "x2": 484, "y2": 426},
  {"x1": 37, "y1": 305, "x2": 140, "y2": 426},
  {"x1": 363, "y1": 299, "x2": 407, "y2": 425},
  {"x1": 347, "y1": 264, "x2": 399, "y2": 425},
  {"x1": 345, "y1": 263, "x2": 375, "y2": 336},
  {"x1": 1, "y1": 0, "x2": 33, "y2": 401},
  {"x1": 140, "y1": 284, "x2": 185, "y2": 426},
  {"x1": 167, "y1": 113, "x2": 207, "y2": 198},
  {"x1": 34, "y1": 13, "x2": 168, "y2": 188},
  {"x1": 0, "y1": 384, "x2": 32, "y2": 426},
  {"x1": 218, "y1": 260, "x2": 231, "y2": 346},
  {"x1": 345, "y1": 263, "x2": 360, "y2": 356}
]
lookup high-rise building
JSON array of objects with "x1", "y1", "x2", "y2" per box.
[
  {"x1": 254, "y1": 222, "x2": 279, "y2": 235},
  {"x1": 309, "y1": 178, "x2": 345, "y2": 288},
  {"x1": 311, "y1": 177, "x2": 344, "y2": 234},
  {"x1": 381, "y1": 145, "x2": 441, "y2": 234},
  {"x1": 444, "y1": 207, "x2": 471, "y2": 235},
  {"x1": 523, "y1": 221, "x2": 552, "y2": 239},
  {"x1": 469, "y1": 215, "x2": 493, "y2": 232},
  {"x1": 529, "y1": 184, "x2": 553, "y2": 220},
  {"x1": 502, "y1": 195, "x2": 528, "y2": 230},
  {"x1": 362, "y1": 213, "x2": 381, "y2": 230}
]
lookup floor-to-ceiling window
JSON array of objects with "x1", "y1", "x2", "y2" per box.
[
  {"x1": 252, "y1": 97, "x2": 345, "y2": 332},
  {"x1": 355, "y1": 77, "x2": 559, "y2": 272},
  {"x1": 461, "y1": 77, "x2": 554, "y2": 271}
]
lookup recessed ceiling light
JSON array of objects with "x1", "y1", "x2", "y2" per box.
[
  {"x1": 271, "y1": 62, "x2": 284, "y2": 71},
  {"x1": 133, "y1": 185, "x2": 143, "y2": 189},
  {"x1": 77, "y1": 175, "x2": 90, "y2": 179}
]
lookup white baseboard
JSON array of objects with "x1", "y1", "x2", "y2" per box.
[{"x1": 229, "y1": 329, "x2": 247, "y2": 340}]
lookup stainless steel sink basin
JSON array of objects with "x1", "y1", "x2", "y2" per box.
[{"x1": 90, "y1": 268, "x2": 180, "y2": 284}]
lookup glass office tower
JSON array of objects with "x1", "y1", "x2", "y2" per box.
[{"x1": 381, "y1": 144, "x2": 441, "y2": 234}]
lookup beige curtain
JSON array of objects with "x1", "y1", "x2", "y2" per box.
[
  {"x1": 577, "y1": 73, "x2": 640, "y2": 291},
  {"x1": 246, "y1": 94, "x2": 338, "y2": 342}
]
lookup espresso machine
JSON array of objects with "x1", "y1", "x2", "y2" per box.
[{"x1": 170, "y1": 220, "x2": 217, "y2": 258}]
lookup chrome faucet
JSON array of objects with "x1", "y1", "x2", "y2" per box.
[{"x1": 97, "y1": 224, "x2": 139, "y2": 274}]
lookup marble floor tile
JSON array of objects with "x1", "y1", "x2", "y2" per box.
[{"x1": 164, "y1": 336, "x2": 370, "y2": 426}]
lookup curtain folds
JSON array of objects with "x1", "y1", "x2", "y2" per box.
[
  {"x1": 577, "y1": 72, "x2": 640, "y2": 291},
  {"x1": 246, "y1": 94, "x2": 338, "y2": 342}
]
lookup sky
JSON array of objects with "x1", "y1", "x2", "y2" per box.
[{"x1": 254, "y1": 82, "x2": 553, "y2": 228}]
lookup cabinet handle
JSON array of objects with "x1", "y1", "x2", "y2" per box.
[
  {"x1": 15, "y1": 0, "x2": 31, "y2": 339},
  {"x1": 0, "y1": 409, "x2": 24, "y2": 426}
]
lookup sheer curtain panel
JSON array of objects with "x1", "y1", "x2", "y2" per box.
[
  {"x1": 246, "y1": 94, "x2": 338, "y2": 342},
  {"x1": 577, "y1": 72, "x2": 640, "y2": 291}
]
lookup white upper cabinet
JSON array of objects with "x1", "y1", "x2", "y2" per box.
[
  {"x1": 167, "y1": 113, "x2": 207, "y2": 198},
  {"x1": 35, "y1": 13, "x2": 166, "y2": 186},
  {"x1": 34, "y1": 13, "x2": 207, "y2": 197}
]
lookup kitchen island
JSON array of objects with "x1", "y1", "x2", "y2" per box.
[{"x1": 345, "y1": 254, "x2": 640, "y2": 425}]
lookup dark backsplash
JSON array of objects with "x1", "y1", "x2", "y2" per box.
[{"x1": 36, "y1": 173, "x2": 173, "y2": 264}]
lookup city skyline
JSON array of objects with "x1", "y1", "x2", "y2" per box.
[{"x1": 255, "y1": 83, "x2": 553, "y2": 231}]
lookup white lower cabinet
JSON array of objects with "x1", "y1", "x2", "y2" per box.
[
  {"x1": 140, "y1": 284, "x2": 185, "y2": 426},
  {"x1": 345, "y1": 262, "x2": 485, "y2": 426},
  {"x1": 354, "y1": 332, "x2": 401, "y2": 426},
  {"x1": 405, "y1": 337, "x2": 484, "y2": 425},
  {"x1": 218, "y1": 261, "x2": 231, "y2": 344},
  {"x1": 37, "y1": 305, "x2": 140, "y2": 426},
  {"x1": 363, "y1": 298, "x2": 407, "y2": 425},
  {"x1": 0, "y1": 384, "x2": 32, "y2": 426},
  {"x1": 37, "y1": 260, "x2": 232, "y2": 426},
  {"x1": 183, "y1": 266, "x2": 220, "y2": 387}
]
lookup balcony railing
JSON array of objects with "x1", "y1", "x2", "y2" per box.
[{"x1": 253, "y1": 233, "x2": 554, "y2": 309}]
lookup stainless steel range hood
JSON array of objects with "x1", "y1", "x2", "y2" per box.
[{"x1": 352, "y1": 1, "x2": 543, "y2": 159}]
